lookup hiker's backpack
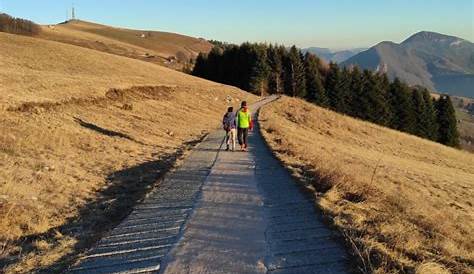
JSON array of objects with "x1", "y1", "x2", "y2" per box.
[{"x1": 223, "y1": 112, "x2": 235, "y2": 131}]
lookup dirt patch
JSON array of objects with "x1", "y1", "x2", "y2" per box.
[{"x1": 9, "y1": 86, "x2": 175, "y2": 113}]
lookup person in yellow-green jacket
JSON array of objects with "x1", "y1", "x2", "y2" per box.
[{"x1": 236, "y1": 101, "x2": 253, "y2": 151}]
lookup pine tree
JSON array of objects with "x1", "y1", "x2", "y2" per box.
[
  {"x1": 364, "y1": 71, "x2": 391, "y2": 126},
  {"x1": 283, "y1": 46, "x2": 306, "y2": 98},
  {"x1": 237, "y1": 43, "x2": 254, "y2": 91},
  {"x1": 337, "y1": 67, "x2": 351, "y2": 114},
  {"x1": 421, "y1": 88, "x2": 439, "y2": 141},
  {"x1": 379, "y1": 73, "x2": 394, "y2": 124},
  {"x1": 326, "y1": 63, "x2": 350, "y2": 113},
  {"x1": 349, "y1": 66, "x2": 367, "y2": 118},
  {"x1": 221, "y1": 45, "x2": 240, "y2": 85},
  {"x1": 249, "y1": 44, "x2": 270, "y2": 95},
  {"x1": 206, "y1": 46, "x2": 224, "y2": 82},
  {"x1": 436, "y1": 95, "x2": 460, "y2": 147},
  {"x1": 304, "y1": 52, "x2": 328, "y2": 106},
  {"x1": 412, "y1": 88, "x2": 428, "y2": 138},
  {"x1": 266, "y1": 45, "x2": 284, "y2": 94},
  {"x1": 388, "y1": 78, "x2": 416, "y2": 133},
  {"x1": 325, "y1": 63, "x2": 341, "y2": 111},
  {"x1": 192, "y1": 53, "x2": 208, "y2": 78}
]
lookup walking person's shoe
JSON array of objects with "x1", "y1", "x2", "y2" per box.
[{"x1": 226, "y1": 145, "x2": 230, "y2": 151}]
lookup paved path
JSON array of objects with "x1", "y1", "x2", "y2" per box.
[{"x1": 69, "y1": 96, "x2": 351, "y2": 274}]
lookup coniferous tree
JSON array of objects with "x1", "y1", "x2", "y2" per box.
[
  {"x1": 388, "y1": 78, "x2": 416, "y2": 133},
  {"x1": 192, "y1": 53, "x2": 208, "y2": 78},
  {"x1": 349, "y1": 66, "x2": 368, "y2": 118},
  {"x1": 421, "y1": 89, "x2": 439, "y2": 141},
  {"x1": 379, "y1": 73, "x2": 394, "y2": 124},
  {"x1": 337, "y1": 67, "x2": 352, "y2": 114},
  {"x1": 249, "y1": 44, "x2": 270, "y2": 95},
  {"x1": 361, "y1": 70, "x2": 378, "y2": 121},
  {"x1": 326, "y1": 63, "x2": 350, "y2": 113},
  {"x1": 304, "y1": 52, "x2": 328, "y2": 106},
  {"x1": 325, "y1": 63, "x2": 342, "y2": 111},
  {"x1": 412, "y1": 88, "x2": 428, "y2": 138},
  {"x1": 266, "y1": 45, "x2": 284, "y2": 94},
  {"x1": 364, "y1": 71, "x2": 391, "y2": 126},
  {"x1": 206, "y1": 46, "x2": 224, "y2": 82},
  {"x1": 221, "y1": 45, "x2": 240, "y2": 85},
  {"x1": 283, "y1": 46, "x2": 306, "y2": 98},
  {"x1": 436, "y1": 95, "x2": 460, "y2": 147}
]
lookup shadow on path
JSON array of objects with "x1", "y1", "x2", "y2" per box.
[{"x1": 0, "y1": 136, "x2": 205, "y2": 273}]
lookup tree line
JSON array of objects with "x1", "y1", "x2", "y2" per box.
[
  {"x1": 0, "y1": 13, "x2": 41, "y2": 36},
  {"x1": 193, "y1": 43, "x2": 459, "y2": 147}
]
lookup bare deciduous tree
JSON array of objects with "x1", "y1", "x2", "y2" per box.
[{"x1": 0, "y1": 13, "x2": 41, "y2": 36}]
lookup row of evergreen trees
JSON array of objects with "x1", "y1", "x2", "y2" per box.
[{"x1": 192, "y1": 43, "x2": 459, "y2": 147}]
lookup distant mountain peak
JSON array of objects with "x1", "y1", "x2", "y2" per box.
[
  {"x1": 375, "y1": 41, "x2": 399, "y2": 47},
  {"x1": 402, "y1": 31, "x2": 462, "y2": 44},
  {"x1": 342, "y1": 31, "x2": 474, "y2": 98}
]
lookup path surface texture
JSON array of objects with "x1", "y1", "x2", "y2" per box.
[{"x1": 69, "y1": 96, "x2": 351, "y2": 274}]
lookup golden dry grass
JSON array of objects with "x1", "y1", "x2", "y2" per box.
[
  {"x1": 260, "y1": 96, "x2": 474, "y2": 274},
  {"x1": 0, "y1": 32, "x2": 255, "y2": 273},
  {"x1": 38, "y1": 20, "x2": 212, "y2": 69}
]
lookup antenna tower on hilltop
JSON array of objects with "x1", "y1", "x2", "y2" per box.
[{"x1": 71, "y1": 3, "x2": 76, "y2": 20}]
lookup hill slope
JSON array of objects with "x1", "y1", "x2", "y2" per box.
[
  {"x1": 343, "y1": 31, "x2": 474, "y2": 97},
  {"x1": 0, "y1": 32, "x2": 255, "y2": 273},
  {"x1": 38, "y1": 20, "x2": 212, "y2": 69},
  {"x1": 260, "y1": 97, "x2": 474, "y2": 274}
]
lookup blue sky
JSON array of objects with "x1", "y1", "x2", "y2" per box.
[{"x1": 1, "y1": 0, "x2": 472, "y2": 49}]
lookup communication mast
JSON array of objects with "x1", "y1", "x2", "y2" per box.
[{"x1": 71, "y1": 3, "x2": 76, "y2": 20}]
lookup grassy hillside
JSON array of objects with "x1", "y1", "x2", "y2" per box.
[
  {"x1": 38, "y1": 20, "x2": 212, "y2": 70},
  {"x1": 450, "y1": 96, "x2": 474, "y2": 152},
  {"x1": 260, "y1": 97, "x2": 473, "y2": 274},
  {"x1": 0, "y1": 32, "x2": 255, "y2": 273},
  {"x1": 457, "y1": 109, "x2": 474, "y2": 152}
]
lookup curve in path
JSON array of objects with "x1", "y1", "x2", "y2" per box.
[{"x1": 69, "y1": 96, "x2": 351, "y2": 274}]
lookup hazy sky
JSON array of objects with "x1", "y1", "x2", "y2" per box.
[{"x1": 1, "y1": 0, "x2": 473, "y2": 49}]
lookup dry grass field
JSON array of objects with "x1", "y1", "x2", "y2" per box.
[
  {"x1": 38, "y1": 20, "x2": 212, "y2": 69},
  {"x1": 0, "y1": 32, "x2": 255, "y2": 273},
  {"x1": 260, "y1": 97, "x2": 473, "y2": 274},
  {"x1": 451, "y1": 96, "x2": 474, "y2": 153},
  {"x1": 457, "y1": 110, "x2": 474, "y2": 152}
]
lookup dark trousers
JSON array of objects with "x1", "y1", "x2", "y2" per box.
[{"x1": 237, "y1": 127, "x2": 249, "y2": 147}]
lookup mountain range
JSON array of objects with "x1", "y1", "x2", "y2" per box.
[
  {"x1": 342, "y1": 31, "x2": 474, "y2": 98},
  {"x1": 301, "y1": 47, "x2": 367, "y2": 63}
]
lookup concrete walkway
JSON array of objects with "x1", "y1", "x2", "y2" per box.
[{"x1": 69, "y1": 96, "x2": 351, "y2": 274}]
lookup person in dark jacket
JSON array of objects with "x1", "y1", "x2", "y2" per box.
[{"x1": 222, "y1": 106, "x2": 237, "y2": 151}]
